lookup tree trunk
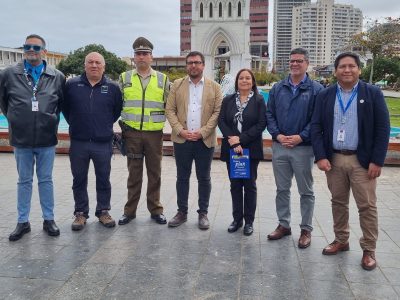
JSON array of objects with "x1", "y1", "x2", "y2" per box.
[{"x1": 369, "y1": 57, "x2": 375, "y2": 84}]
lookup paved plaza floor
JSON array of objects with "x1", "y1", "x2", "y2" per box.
[{"x1": 0, "y1": 153, "x2": 399, "y2": 299}]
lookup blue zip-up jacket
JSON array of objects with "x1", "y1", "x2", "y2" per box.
[
  {"x1": 266, "y1": 75, "x2": 323, "y2": 145},
  {"x1": 62, "y1": 73, "x2": 123, "y2": 142}
]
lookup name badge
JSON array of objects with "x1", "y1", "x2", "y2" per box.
[
  {"x1": 32, "y1": 101, "x2": 39, "y2": 112},
  {"x1": 229, "y1": 148, "x2": 250, "y2": 179},
  {"x1": 337, "y1": 129, "x2": 345, "y2": 142}
]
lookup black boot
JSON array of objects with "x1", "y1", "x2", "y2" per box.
[
  {"x1": 43, "y1": 220, "x2": 60, "y2": 236},
  {"x1": 9, "y1": 222, "x2": 31, "y2": 241}
]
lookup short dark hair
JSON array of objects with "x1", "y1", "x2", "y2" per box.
[
  {"x1": 334, "y1": 52, "x2": 361, "y2": 69},
  {"x1": 186, "y1": 51, "x2": 205, "y2": 64},
  {"x1": 25, "y1": 34, "x2": 46, "y2": 49},
  {"x1": 235, "y1": 68, "x2": 258, "y2": 95},
  {"x1": 290, "y1": 48, "x2": 309, "y2": 61}
]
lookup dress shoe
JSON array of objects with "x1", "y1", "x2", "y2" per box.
[
  {"x1": 198, "y1": 213, "x2": 210, "y2": 230},
  {"x1": 298, "y1": 229, "x2": 312, "y2": 249},
  {"x1": 243, "y1": 223, "x2": 253, "y2": 236},
  {"x1": 43, "y1": 220, "x2": 60, "y2": 236},
  {"x1": 168, "y1": 211, "x2": 187, "y2": 227},
  {"x1": 9, "y1": 222, "x2": 31, "y2": 241},
  {"x1": 228, "y1": 220, "x2": 243, "y2": 233},
  {"x1": 151, "y1": 214, "x2": 167, "y2": 224},
  {"x1": 118, "y1": 214, "x2": 135, "y2": 225},
  {"x1": 267, "y1": 225, "x2": 291, "y2": 240},
  {"x1": 322, "y1": 240, "x2": 350, "y2": 255},
  {"x1": 361, "y1": 250, "x2": 377, "y2": 270}
]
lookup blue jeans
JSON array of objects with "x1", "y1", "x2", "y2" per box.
[
  {"x1": 14, "y1": 146, "x2": 56, "y2": 223},
  {"x1": 272, "y1": 142, "x2": 315, "y2": 231},
  {"x1": 173, "y1": 141, "x2": 214, "y2": 214}
]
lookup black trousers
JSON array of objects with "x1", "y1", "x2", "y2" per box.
[
  {"x1": 174, "y1": 141, "x2": 214, "y2": 214},
  {"x1": 69, "y1": 139, "x2": 112, "y2": 218},
  {"x1": 226, "y1": 159, "x2": 259, "y2": 224}
]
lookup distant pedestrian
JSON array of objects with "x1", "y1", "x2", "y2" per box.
[
  {"x1": 311, "y1": 52, "x2": 390, "y2": 270},
  {"x1": 0, "y1": 34, "x2": 65, "y2": 241},
  {"x1": 63, "y1": 52, "x2": 122, "y2": 231},
  {"x1": 166, "y1": 51, "x2": 222, "y2": 230}
]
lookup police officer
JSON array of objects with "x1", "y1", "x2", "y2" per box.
[{"x1": 118, "y1": 37, "x2": 169, "y2": 225}]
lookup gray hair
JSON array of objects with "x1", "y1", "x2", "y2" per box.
[{"x1": 290, "y1": 48, "x2": 309, "y2": 61}]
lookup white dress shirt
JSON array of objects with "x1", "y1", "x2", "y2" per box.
[{"x1": 187, "y1": 77, "x2": 204, "y2": 131}]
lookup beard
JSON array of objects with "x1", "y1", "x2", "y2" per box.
[{"x1": 25, "y1": 53, "x2": 42, "y2": 65}]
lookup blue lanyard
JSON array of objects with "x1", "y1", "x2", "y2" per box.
[
  {"x1": 23, "y1": 68, "x2": 43, "y2": 101},
  {"x1": 336, "y1": 87, "x2": 357, "y2": 115}
]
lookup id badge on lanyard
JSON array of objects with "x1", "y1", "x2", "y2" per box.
[
  {"x1": 32, "y1": 97, "x2": 39, "y2": 111},
  {"x1": 24, "y1": 68, "x2": 41, "y2": 112}
]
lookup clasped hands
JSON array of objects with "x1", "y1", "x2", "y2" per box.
[
  {"x1": 180, "y1": 129, "x2": 203, "y2": 141},
  {"x1": 277, "y1": 134, "x2": 303, "y2": 148}
]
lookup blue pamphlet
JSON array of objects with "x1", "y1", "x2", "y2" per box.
[{"x1": 229, "y1": 148, "x2": 250, "y2": 179}]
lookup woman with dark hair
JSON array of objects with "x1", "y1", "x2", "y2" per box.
[{"x1": 218, "y1": 69, "x2": 267, "y2": 235}]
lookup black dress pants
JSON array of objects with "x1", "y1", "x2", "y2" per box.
[{"x1": 226, "y1": 159, "x2": 259, "y2": 224}]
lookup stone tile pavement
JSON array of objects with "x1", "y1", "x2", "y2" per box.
[{"x1": 0, "y1": 153, "x2": 399, "y2": 299}]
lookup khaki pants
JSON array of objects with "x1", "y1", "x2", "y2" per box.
[
  {"x1": 326, "y1": 154, "x2": 378, "y2": 251},
  {"x1": 123, "y1": 129, "x2": 163, "y2": 216}
]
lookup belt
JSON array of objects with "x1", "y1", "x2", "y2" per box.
[{"x1": 333, "y1": 149, "x2": 356, "y2": 155}]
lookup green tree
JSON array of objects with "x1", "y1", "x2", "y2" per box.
[
  {"x1": 57, "y1": 44, "x2": 128, "y2": 80},
  {"x1": 350, "y1": 17, "x2": 400, "y2": 84},
  {"x1": 361, "y1": 56, "x2": 400, "y2": 85},
  {"x1": 164, "y1": 67, "x2": 187, "y2": 82},
  {"x1": 254, "y1": 70, "x2": 280, "y2": 86}
]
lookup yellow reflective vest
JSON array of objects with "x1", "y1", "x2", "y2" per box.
[{"x1": 121, "y1": 70, "x2": 167, "y2": 131}]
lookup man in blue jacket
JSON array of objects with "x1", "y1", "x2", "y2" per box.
[
  {"x1": 266, "y1": 48, "x2": 323, "y2": 248},
  {"x1": 311, "y1": 52, "x2": 390, "y2": 270},
  {"x1": 63, "y1": 52, "x2": 122, "y2": 231}
]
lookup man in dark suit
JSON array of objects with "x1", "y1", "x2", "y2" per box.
[{"x1": 311, "y1": 52, "x2": 390, "y2": 270}]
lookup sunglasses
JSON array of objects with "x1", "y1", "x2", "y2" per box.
[{"x1": 23, "y1": 44, "x2": 43, "y2": 52}]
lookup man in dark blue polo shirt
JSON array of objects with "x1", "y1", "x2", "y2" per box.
[{"x1": 63, "y1": 52, "x2": 122, "y2": 231}]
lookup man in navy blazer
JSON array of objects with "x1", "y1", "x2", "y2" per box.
[{"x1": 311, "y1": 52, "x2": 390, "y2": 270}]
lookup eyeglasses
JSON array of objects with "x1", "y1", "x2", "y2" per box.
[
  {"x1": 23, "y1": 44, "x2": 43, "y2": 52},
  {"x1": 289, "y1": 59, "x2": 305, "y2": 64},
  {"x1": 186, "y1": 61, "x2": 203, "y2": 66}
]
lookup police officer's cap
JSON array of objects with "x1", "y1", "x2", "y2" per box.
[{"x1": 132, "y1": 37, "x2": 153, "y2": 53}]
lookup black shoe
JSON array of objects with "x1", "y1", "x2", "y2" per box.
[
  {"x1": 9, "y1": 222, "x2": 31, "y2": 241},
  {"x1": 228, "y1": 220, "x2": 243, "y2": 233},
  {"x1": 43, "y1": 220, "x2": 60, "y2": 236},
  {"x1": 151, "y1": 214, "x2": 167, "y2": 224},
  {"x1": 243, "y1": 223, "x2": 253, "y2": 236},
  {"x1": 118, "y1": 214, "x2": 135, "y2": 225}
]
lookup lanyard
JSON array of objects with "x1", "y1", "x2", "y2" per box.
[
  {"x1": 336, "y1": 87, "x2": 357, "y2": 115},
  {"x1": 23, "y1": 68, "x2": 43, "y2": 101}
]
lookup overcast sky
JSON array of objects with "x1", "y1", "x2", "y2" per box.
[{"x1": 0, "y1": 0, "x2": 398, "y2": 58}]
